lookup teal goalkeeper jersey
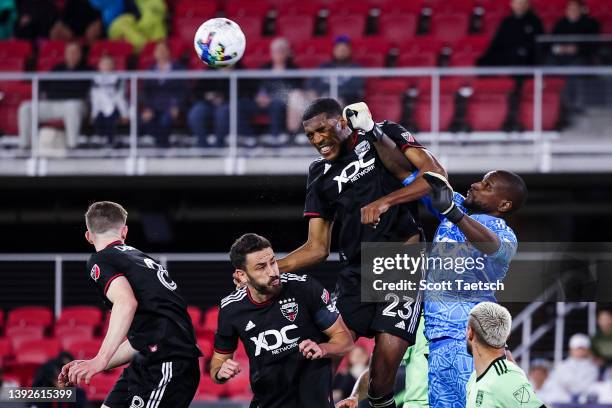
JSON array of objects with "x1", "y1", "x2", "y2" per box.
[{"x1": 466, "y1": 357, "x2": 546, "y2": 408}]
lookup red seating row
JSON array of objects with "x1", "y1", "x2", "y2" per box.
[{"x1": 366, "y1": 77, "x2": 563, "y2": 131}]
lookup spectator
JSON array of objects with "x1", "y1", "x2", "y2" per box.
[
  {"x1": 90, "y1": 55, "x2": 129, "y2": 147},
  {"x1": 592, "y1": 309, "x2": 612, "y2": 369},
  {"x1": 529, "y1": 359, "x2": 569, "y2": 405},
  {"x1": 140, "y1": 41, "x2": 186, "y2": 147},
  {"x1": 0, "y1": 0, "x2": 16, "y2": 39},
  {"x1": 545, "y1": 333, "x2": 599, "y2": 402},
  {"x1": 187, "y1": 63, "x2": 244, "y2": 148},
  {"x1": 549, "y1": 0, "x2": 600, "y2": 65},
  {"x1": 14, "y1": 0, "x2": 58, "y2": 40},
  {"x1": 108, "y1": 0, "x2": 167, "y2": 52},
  {"x1": 49, "y1": 0, "x2": 102, "y2": 46},
  {"x1": 306, "y1": 35, "x2": 365, "y2": 105},
  {"x1": 18, "y1": 42, "x2": 92, "y2": 149},
  {"x1": 332, "y1": 345, "x2": 369, "y2": 402},
  {"x1": 478, "y1": 0, "x2": 544, "y2": 66},
  {"x1": 30, "y1": 351, "x2": 88, "y2": 408},
  {"x1": 582, "y1": 367, "x2": 612, "y2": 404},
  {"x1": 238, "y1": 37, "x2": 301, "y2": 146}
]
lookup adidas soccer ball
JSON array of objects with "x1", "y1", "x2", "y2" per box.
[{"x1": 194, "y1": 18, "x2": 246, "y2": 68}]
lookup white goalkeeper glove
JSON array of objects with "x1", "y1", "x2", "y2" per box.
[{"x1": 342, "y1": 102, "x2": 384, "y2": 141}]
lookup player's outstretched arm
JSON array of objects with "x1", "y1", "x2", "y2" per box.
[
  {"x1": 300, "y1": 316, "x2": 354, "y2": 360},
  {"x1": 67, "y1": 276, "x2": 137, "y2": 385},
  {"x1": 210, "y1": 352, "x2": 241, "y2": 384},
  {"x1": 335, "y1": 368, "x2": 369, "y2": 408},
  {"x1": 278, "y1": 218, "x2": 333, "y2": 273},
  {"x1": 424, "y1": 172, "x2": 500, "y2": 254}
]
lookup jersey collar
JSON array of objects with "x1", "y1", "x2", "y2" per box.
[
  {"x1": 105, "y1": 240, "x2": 124, "y2": 249},
  {"x1": 477, "y1": 355, "x2": 507, "y2": 382},
  {"x1": 246, "y1": 285, "x2": 281, "y2": 307}
]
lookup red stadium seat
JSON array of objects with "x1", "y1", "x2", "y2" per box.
[
  {"x1": 367, "y1": 94, "x2": 402, "y2": 123},
  {"x1": 6, "y1": 326, "x2": 44, "y2": 350},
  {"x1": 520, "y1": 92, "x2": 561, "y2": 130},
  {"x1": 203, "y1": 306, "x2": 220, "y2": 330},
  {"x1": 225, "y1": 0, "x2": 271, "y2": 19},
  {"x1": 0, "y1": 58, "x2": 27, "y2": 72},
  {"x1": 226, "y1": 362, "x2": 251, "y2": 396},
  {"x1": 241, "y1": 38, "x2": 273, "y2": 68},
  {"x1": 7, "y1": 306, "x2": 53, "y2": 329},
  {"x1": 327, "y1": 15, "x2": 367, "y2": 39},
  {"x1": 174, "y1": 16, "x2": 213, "y2": 42},
  {"x1": 230, "y1": 15, "x2": 263, "y2": 40},
  {"x1": 426, "y1": 0, "x2": 476, "y2": 13},
  {"x1": 57, "y1": 306, "x2": 103, "y2": 328},
  {"x1": 197, "y1": 337, "x2": 214, "y2": 360},
  {"x1": 188, "y1": 306, "x2": 202, "y2": 327},
  {"x1": 431, "y1": 14, "x2": 470, "y2": 43},
  {"x1": 0, "y1": 40, "x2": 32, "y2": 59},
  {"x1": 378, "y1": 14, "x2": 417, "y2": 41},
  {"x1": 377, "y1": 0, "x2": 424, "y2": 15},
  {"x1": 37, "y1": 40, "x2": 67, "y2": 71},
  {"x1": 0, "y1": 81, "x2": 31, "y2": 136},
  {"x1": 86, "y1": 372, "x2": 119, "y2": 401},
  {"x1": 481, "y1": 12, "x2": 505, "y2": 37},
  {"x1": 366, "y1": 78, "x2": 411, "y2": 96},
  {"x1": 327, "y1": 2, "x2": 371, "y2": 17},
  {"x1": 66, "y1": 339, "x2": 103, "y2": 360},
  {"x1": 467, "y1": 93, "x2": 509, "y2": 130},
  {"x1": 90, "y1": 40, "x2": 133, "y2": 59},
  {"x1": 15, "y1": 339, "x2": 61, "y2": 365},
  {"x1": 450, "y1": 35, "x2": 490, "y2": 65},
  {"x1": 397, "y1": 52, "x2": 437, "y2": 67},
  {"x1": 56, "y1": 325, "x2": 95, "y2": 349},
  {"x1": 352, "y1": 37, "x2": 389, "y2": 67},
  {"x1": 0, "y1": 337, "x2": 12, "y2": 364},
  {"x1": 274, "y1": 0, "x2": 320, "y2": 17},
  {"x1": 276, "y1": 16, "x2": 314, "y2": 43},
  {"x1": 293, "y1": 37, "x2": 334, "y2": 68},
  {"x1": 414, "y1": 94, "x2": 455, "y2": 131},
  {"x1": 173, "y1": 0, "x2": 218, "y2": 19}
]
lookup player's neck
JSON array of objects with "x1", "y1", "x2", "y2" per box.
[
  {"x1": 474, "y1": 346, "x2": 506, "y2": 378},
  {"x1": 94, "y1": 237, "x2": 124, "y2": 252},
  {"x1": 247, "y1": 285, "x2": 275, "y2": 304}
]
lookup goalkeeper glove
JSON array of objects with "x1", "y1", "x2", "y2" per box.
[
  {"x1": 423, "y1": 171, "x2": 465, "y2": 224},
  {"x1": 342, "y1": 102, "x2": 384, "y2": 141}
]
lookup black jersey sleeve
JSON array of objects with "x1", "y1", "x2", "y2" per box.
[
  {"x1": 303, "y1": 275, "x2": 339, "y2": 332},
  {"x1": 304, "y1": 159, "x2": 335, "y2": 220},
  {"x1": 214, "y1": 305, "x2": 239, "y2": 355},
  {"x1": 88, "y1": 258, "x2": 125, "y2": 297},
  {"x1": 379, "y1": 121, "x2": 425, "y2": 152}
]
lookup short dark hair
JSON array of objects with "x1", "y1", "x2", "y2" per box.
[
  {"x1": 230, "y1": 233, "x2": 272, "y2": 270},
  {"x1": 496, "y1": 170, "x2": 528, "y2": 213},
  {"x1": 85, "y1": 201, "x2": 128, "y2": 234},
  {"x1": 302, "y1": 98, "x2": 343, "y2": 122}
]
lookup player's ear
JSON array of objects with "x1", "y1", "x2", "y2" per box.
[
  {"x1": 120, "y1": 225, "x2": 128, "y2": 240},
  {"x1": 498, "y1": 199, "x2": 513, "y2": 214},
  {"x1": 85, "y1": 230, "x2": 93, "y2": 245},
  {"x1": 466, "y1": 324, "x2": 474, "y2": 341}
]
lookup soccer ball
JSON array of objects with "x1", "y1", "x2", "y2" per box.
[{"x1": 194, "y1": 18, "x2": 246, "y2": 68}]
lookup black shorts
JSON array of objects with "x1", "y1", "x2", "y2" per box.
[
  {"x1": 104, "y1": 356, "x2": 200, "y2": 408},
  {"x1": 335, "y1": 265, "x2": 423, "y2": 344}
]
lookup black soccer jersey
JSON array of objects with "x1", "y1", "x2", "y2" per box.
[
  {"x1": 304, "y1": 121, "x2": 424, "y2": 271},
  {"x1": 86, "y1": 241, "x2": 201, "y2": 363},
  {"x1": 214, "y1": 273, "x2": 339, "y2": 408}
]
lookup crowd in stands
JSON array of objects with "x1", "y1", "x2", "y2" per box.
[
  {"x1": 0, "y1": 0, "x2": 611, "y2": 149},
  {"x1": 527, "y1": 309, "x2": 612, "y2": 406}
]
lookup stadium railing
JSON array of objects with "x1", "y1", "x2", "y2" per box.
[{"x1": 1, "y1": 66, "x2": 612, "y2": 175}]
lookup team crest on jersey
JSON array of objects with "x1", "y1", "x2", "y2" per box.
[
  {"x1": 129, "y1": 396, "x2": 144, "y2": 408},
  {"x1": 279, "y1": 298, "x2": 299, "y2": 322},
  {"x1": 90, "y1": 264, "x2": 100, "y2": 281},
  {"x1": 401, "y1": 131, "x2": 415, "y2": 143},
  {"x1": 513, "y1": 386, "x2": 530, "y2": 403},
  {"x1": 321, "y1": 289, "x2": 330, "y2": 304},
  {"x1": 354, "y1": 140, "x2": 370, "y2": 158}
]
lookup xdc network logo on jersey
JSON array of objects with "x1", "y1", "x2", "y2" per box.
[
  {"x1": 333, "y1": 141, "x2": 375, "y2": 193},
  {"x1": 250, "y1": 324, "x2": 300, "y2": 356}
]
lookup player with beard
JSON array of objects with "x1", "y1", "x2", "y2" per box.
[
  {"x1": 275, "y1": 98, "x2": 446, "y2": 408},
  {"x1": 211, "y1": 233, "x2": 354, "y2": 408},
  {"x1": 465, "y1": 302, "x2": 544, "y2": 408}
]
